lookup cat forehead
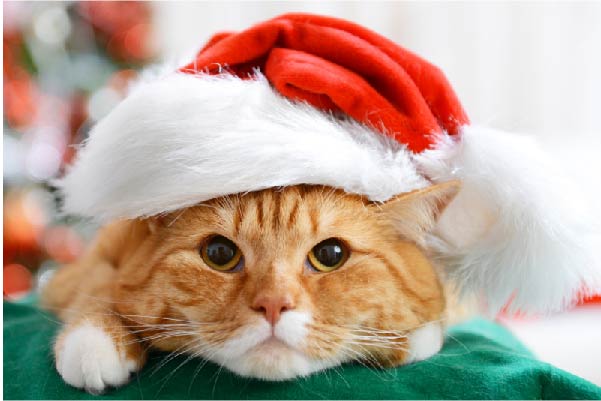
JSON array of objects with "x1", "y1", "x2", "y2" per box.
[
  {"x1": 226, "y1": 186, "x2": 366, "y2": 229},
  {"x1": 171, "y1": 185, "x2": 376, "y2": 238}
]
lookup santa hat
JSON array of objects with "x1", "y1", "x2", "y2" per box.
[{"x1": 58, "y1": 13, "x2": 600, "y2": 314}]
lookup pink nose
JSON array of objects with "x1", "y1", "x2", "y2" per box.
[{"x1": 252, "y1": 295, "x2": 295, "y2": 325}]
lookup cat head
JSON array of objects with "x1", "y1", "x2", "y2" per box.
[{"x1": 113, "y1": 182, "x2": 459, "y2": 379}]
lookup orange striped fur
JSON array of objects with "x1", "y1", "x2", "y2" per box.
[{"x1": 42, "y1": 182, "x2": 460, "y2": 391}]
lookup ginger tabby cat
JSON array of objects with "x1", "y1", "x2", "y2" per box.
[{"x1": 42, "y1": 182, "x2": 460, "y2": 394}]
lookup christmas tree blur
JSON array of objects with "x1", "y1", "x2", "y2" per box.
[{"x1": 3, "y1": 1, "x2": 155, "y2": 300}]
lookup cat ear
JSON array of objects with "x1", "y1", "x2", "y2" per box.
[{"x1": 376, "y1": 180, "x2": 461, "y2": 245}]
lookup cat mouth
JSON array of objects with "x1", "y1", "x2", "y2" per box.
[
  {"x1": 251, "y1": 335, "x2": 302, "y2": 355},
  {"x1": 258, "y1": 336, "x2": 291, "y2": 349}
]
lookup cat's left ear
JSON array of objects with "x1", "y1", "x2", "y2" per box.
[{"x1": 375, "y1": 180, "x2": 461, "y2": 245}]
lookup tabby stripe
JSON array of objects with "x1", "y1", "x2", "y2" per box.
[
  {"x1": 309, "y1": 206, "x2": 319, "y2": 235},
  {"x1": 272, "y1": 192, "x2": 282, "y2": 230},
  {"x1": 256, "y1": 197, "x2": 264, "y2": 229},
  {"x1": 288, "y1": 198, "x2": 299, "y2": 226},
  {"x1": 370, "y1": 250, "x2": 424, "y2": 304},
  {"x1": 233, "y1": 203, "x2": 242, "y2": 236}
]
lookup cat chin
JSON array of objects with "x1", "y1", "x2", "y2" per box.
[
  {"x1": 211, "y1": 320, "x2": 444, "y2": 380},
  {"x1": 208, "y1": 310, "x2": 339, "y2": 380},
  {"x1": 204, "y1": 313, "x2": 444, "y2": 380},
  {"x1": 220, "y1": 341, "x2": 336, "y2": 381}
]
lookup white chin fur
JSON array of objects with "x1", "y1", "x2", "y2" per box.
[
  {"x1": 223, "y1": 341, "x2": 337, "y2": 381},
  {"x1": 416, "y1": 125, "x2": 601, "y2": 314},
  {"x1": 207, "y1": 311, "x2": 341, "y2": 380},
  {"x1": 207, "y1": 313, "x2": 443, "y2": 379}
]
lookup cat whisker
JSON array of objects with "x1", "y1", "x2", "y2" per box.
[
  {"x1": 150, "y1": 336, "x2": 207, "y2": 377},
  {"x1": 154, "y1": 351, "x2": 204, "y2": 397},
  {"x1": 186, "y1": 345, "x2": 224, "y2": 395},
  {"x1": 319, "y1": 338, "x2": 384, "y2": 373},
  {"x1": 338, "y1": 343, "x2": 400, "y2": 381},
  {"x1": 122, "y1": 330, "x2": 198, "y2": 346},
  {"x1": 309, "y1": 326, "x2": 407, "y2": 343},
  {"x1": 345, "y1": 342, "x2": 409, "y2": 351},
  {"x1": 308, "y1": 325, "x2": 411, "y2": 357},
  {"x1": 125, "y1": 326, "x2": 198, "y2": 337},
  {"x1": 348, "y1": 333, "x2": 408, "y2": 341},
  {"x1": 41, "y1": 305, "x2": 204, "y2": 330},
  {"x1": 113, "y1": 312, "x2": 194, "y2": 323},
  {"x1": 187, "y1": 353, "x2": 218, "y2": 395}
]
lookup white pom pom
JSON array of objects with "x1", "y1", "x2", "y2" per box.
[{"x1": 416, "y1": 125, "x2": 601, "y2": 314}]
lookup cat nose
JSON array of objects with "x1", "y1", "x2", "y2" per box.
[{"x1": 252, "y1": 295, "x2": 295, "y2": 326}]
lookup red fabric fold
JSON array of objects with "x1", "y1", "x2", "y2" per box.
[{"x1": 180, "y1": 13, "x2": 469, "y2": 153}]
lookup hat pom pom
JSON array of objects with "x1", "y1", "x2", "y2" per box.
[{"x1": 416, "y1": 125, "x2": 601, "y2": 314}]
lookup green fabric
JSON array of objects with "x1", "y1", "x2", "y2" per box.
[{"x1": 4, "y1": 302, "x2": 600, "y2": 400}]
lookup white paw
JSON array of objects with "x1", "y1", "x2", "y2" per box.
[
  {"x1": 55, "y1": 323, "x2": 138, "y2": 394},
  {"x1": 404, "y1": 321, "x2": 444, "y2": 364}
]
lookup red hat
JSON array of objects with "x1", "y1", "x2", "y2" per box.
[
  {"x1": 180, "y1": 13, "x2": 469, "y2": 153},
  {"x1": 59, "y1": 13, "x2": 600, "y2": 314}
]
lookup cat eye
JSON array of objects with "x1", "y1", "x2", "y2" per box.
[
  {"x1": 200, "y1": 235, "x2": 243, "y2": 272},
  {"x1": 307, "y1": 238, "x2": 349, "y2": 273}
]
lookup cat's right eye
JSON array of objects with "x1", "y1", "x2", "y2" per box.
[
  {"x1": 307, "y1": 238, "x2": 349, "y2": 273},
  {"x1": 200, "y1": 235, "x2": 243, "y2": 272}
]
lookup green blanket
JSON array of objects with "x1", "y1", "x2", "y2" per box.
[{"x1": 4, "y1": 302, "x2": 600, "y2": 400}]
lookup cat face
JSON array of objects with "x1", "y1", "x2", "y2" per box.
[{"x1": 112, "y1": 183, "x2": 459, "y2": 380}]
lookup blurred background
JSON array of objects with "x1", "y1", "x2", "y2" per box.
[
  {"x1": 3, "y1": 0, "x2": 601, "y2": 385},
  {"x1": 4, "y1": 1, "x2": 155, "y2": 301}
]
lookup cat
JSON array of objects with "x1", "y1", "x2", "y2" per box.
[{"x1": 41, "y1": 181, "x2": 460, "y2": 394}]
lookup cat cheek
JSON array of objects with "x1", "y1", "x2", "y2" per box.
[
  {"x1": 218, "y1": 320, "x2": 272, "y2": 359},
  {"x1": 274, "y1": 311, "x2": 311, "y2": 347}
]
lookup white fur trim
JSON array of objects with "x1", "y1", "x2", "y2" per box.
[
  {"x1": 416, "y1": 125, "x2": 601, "y2": 314},
  {"x1": 58, "y1": 72, "x2": 427, "y2": 221}
]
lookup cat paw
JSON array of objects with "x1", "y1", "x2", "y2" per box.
[
  {"x1": 55, "y1": 323, "x2": 140, "y2": 394},
  {"x1": 404, "y1": 321, "x2": 444, "y2": 364}
]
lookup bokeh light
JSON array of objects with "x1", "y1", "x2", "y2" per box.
[{"x1": 3, "y1": 1, "x2": 155, "y2": 299}]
